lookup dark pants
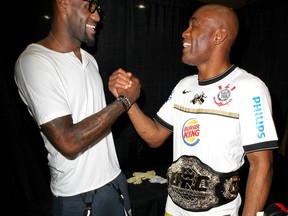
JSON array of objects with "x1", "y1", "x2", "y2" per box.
[{"x1": 51, "y1": 173, "x2": 132, "y2": 216}]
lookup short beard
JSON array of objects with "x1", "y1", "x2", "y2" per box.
[{"x1": 84, "y1": 37, "x2": 95, "y2": 47}]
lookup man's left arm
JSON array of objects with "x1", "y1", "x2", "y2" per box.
[{"x1": 241, "y1": 149, "x2": 274, "y2": 216}]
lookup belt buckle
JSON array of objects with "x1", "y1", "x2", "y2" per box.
[
  {"x1": 167, "y1": 155, "x2": 240, "y2": 212},
  {"x1": 167, "y1": 156, "x2": 220, "y2": 212},
  {"x1": 223, "y1": 175, "x2": 240, "y2": 200}
]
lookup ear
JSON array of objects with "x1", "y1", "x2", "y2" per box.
[
  {"x1": 56, "y1": 0, "x2": 69, "y2": 14},
  {"x1": 214, "y1": 29, "x2": 228, "y2": 45}
]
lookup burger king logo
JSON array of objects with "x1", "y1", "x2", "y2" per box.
[{"x1": 182, "y1": 118, "x2": 200, "y2": 146}]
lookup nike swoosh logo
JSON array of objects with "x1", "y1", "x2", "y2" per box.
[{"x1": 182, "y1": 89, "x2": 191, "y2": 94}]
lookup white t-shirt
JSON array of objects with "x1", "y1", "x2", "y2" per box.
[
  {"x1": 14, "y1": 44, "x2": 121, "y2": 196},
  {"x1": 155, "y1": 65, "x2": 278, "y2": 215}
]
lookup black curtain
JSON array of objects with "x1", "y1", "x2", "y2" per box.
[{"x1": 2, "y1": 0, "x2": 288, "y2": 214}]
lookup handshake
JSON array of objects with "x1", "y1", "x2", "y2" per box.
[{"x1": 109, "y1": 68, "x2": 141, "y2": 110}]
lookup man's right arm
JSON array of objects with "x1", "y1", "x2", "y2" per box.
[
  {"x1": 127, "y1": 103, "x2": 171, "y2": 148},
  {"x1": 41, "y1": 98, "x2": 132, "y2": 159},
  {"x1": 37, "y1": 70, "x2": 140, "y2": 160}
]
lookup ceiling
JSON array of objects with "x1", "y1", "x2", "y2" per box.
[{"x1": 197, "y1": 0, "x2": 262, "y2": 9}]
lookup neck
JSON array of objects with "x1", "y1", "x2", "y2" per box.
[
  {"x1": 49, "y1": 31, "x2": 68, "y2": 52},
  {"x1": 198, "y1": 63, "x2": 233, "y2": 81},
  {"x1": 48, "y1": 31, "x2": 82, "y2": 61}
]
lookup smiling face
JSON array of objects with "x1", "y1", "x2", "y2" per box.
[
  {"x1": 181, "y1": 4, "x2": 239, "y2": 69},
  {"x1": 181, "y1": 7, "x2": 218, "y2": 66},
  {"x1": 67, "y1": 0, "x2": 101, "y2": 47}
]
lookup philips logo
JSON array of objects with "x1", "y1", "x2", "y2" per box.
[{"x1": 252, "y1": 96, "x2": 265, "y2": 138}]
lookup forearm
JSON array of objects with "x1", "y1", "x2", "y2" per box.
[
  {"x1": 107, "y1": 69, "x2": 168, "y2": 146},
  {"x1": 42, "y1": 99, "x2": 126, "y2": 159},
  {"x1": 75, "y1": 99, "x2": 126, "y2": 144},
  {"x1": 241, "y1": 152, "x2": 273, "y2": 215},
  {"x1": 127, "y1": 103, "x2": 169, "y2": 147}
]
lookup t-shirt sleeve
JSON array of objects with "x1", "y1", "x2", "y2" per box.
[
  {"x1": 15, "y1": 53, "x2": 71, "y2": 126},
  {"x1": 240, "y1": 77, "x2": 278, "y2": 152},
  {"x1": 154, "y1": 85, "x2": 178, "y2": 132}
]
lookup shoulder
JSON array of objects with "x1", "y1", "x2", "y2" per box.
[
  {"x1": 231, "y1": 67, "x2": 272, "y2": 104},
  {"x1": 177, "y1": 74, "x2": 198, "y2": 85},
  {"x1": 16, "y1": 43, "x2": 55, "y2": 65},
  {"x1": 233, "y1": 67, "x2": 268, "y2": 89},
  {"x1": 15, "y1": 44, "x2": 58, "y2": 80},
  {"x1": 171, "y1": 75, "x2": 198, "y2": 94}
]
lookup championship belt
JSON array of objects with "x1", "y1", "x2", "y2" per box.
[{"x1": 167, "y1": 155, "x2": 240, "y2": 212}]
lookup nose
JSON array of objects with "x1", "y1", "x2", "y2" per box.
[
  {"x1": 91, "y1": 10, "x2": 100, "y2": 22},
  {"x1": 182, "y1": 28, "x2": 189, "y2": 38}
]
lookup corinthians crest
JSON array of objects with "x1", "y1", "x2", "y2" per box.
[{"x1": 213, "y1": 84, "x2": 236, "y2": 107}]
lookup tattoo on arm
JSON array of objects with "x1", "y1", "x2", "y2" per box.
[{"x1": 40, "y1": 99, "x2": 126, "y2": 158}]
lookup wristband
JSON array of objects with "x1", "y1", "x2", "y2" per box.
[
  {"x1": 116, "y1": 95, "x2": 131, "y2": 111},
  {"x1": 119, "y1": 95, "x2": 131, "y2": 109},
  {"x1": 116, "y1": 97, "x2": 128, "y2": 111}
]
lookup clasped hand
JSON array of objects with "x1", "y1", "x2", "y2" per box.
[{"x1": 108, "y1": 68, "x2": 141, "y2": 106}]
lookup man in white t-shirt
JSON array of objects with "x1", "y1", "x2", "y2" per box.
[
  {"x1": 109, "y1": 4, "x2": 278, "y2": 216},
  {"x1": 14, "y1": 0, "x2": 141, "y2": 215}
]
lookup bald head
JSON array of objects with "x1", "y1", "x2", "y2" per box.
[
  {"x1": 194, "y1": 4, "x2": 239, "y2": 45},
  {"x1": 181, "y1": 4, "x2": 239, "y2": 73}
]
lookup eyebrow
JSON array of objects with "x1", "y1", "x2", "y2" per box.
[
  {"x1": 188, "y1": 17, "x2": 197, "y2": 25},
  {"x1": 190, "y1": 17, "x2": 196, "y2": 22}
]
